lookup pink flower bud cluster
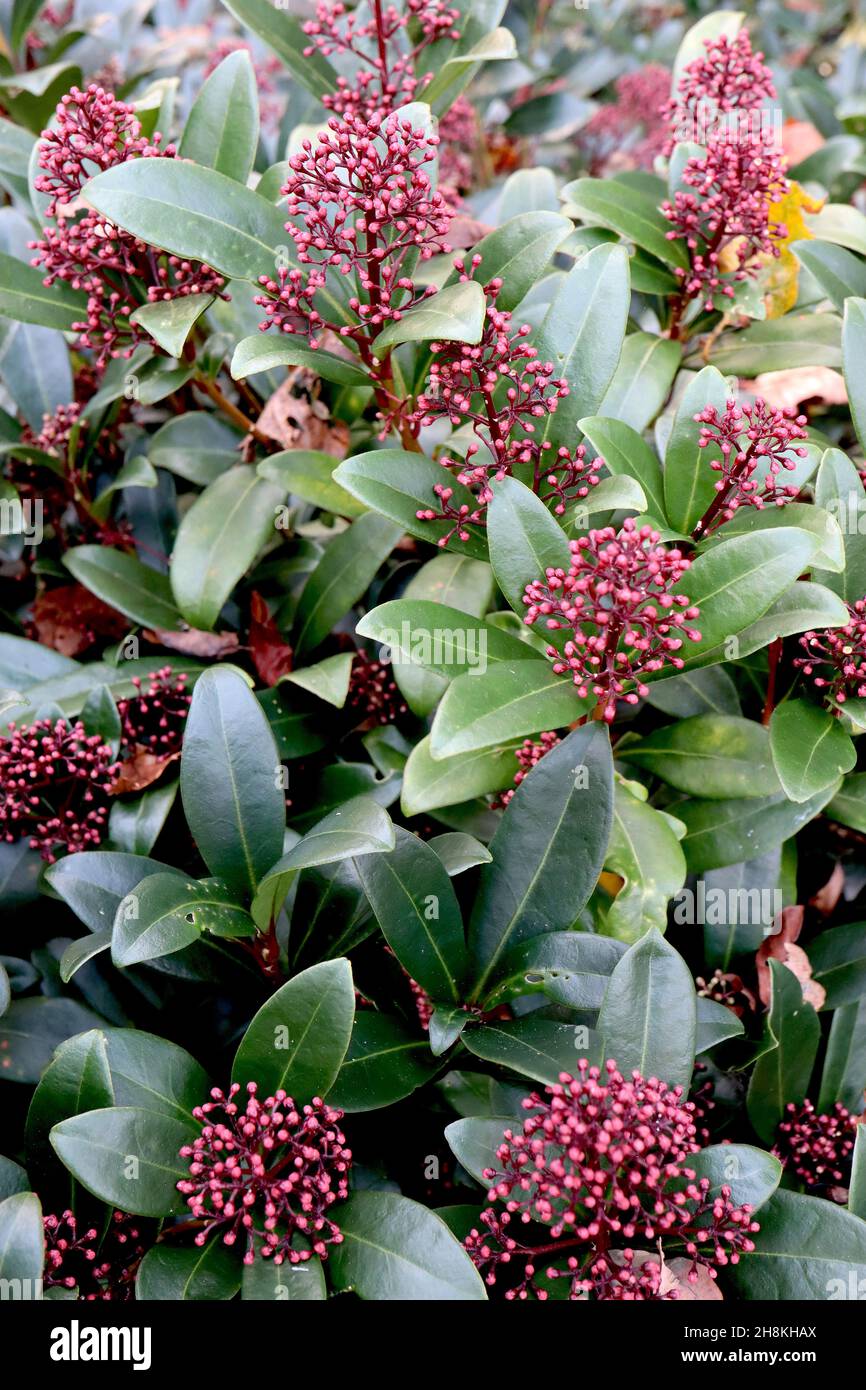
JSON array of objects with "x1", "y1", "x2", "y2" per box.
[
  {"x1": 465, "y1": 1061, "x2": 759, "y2": 1301},
  {"x1": 256, "y1": 112, "x2": 451, "y2": 351},
  {"x1": 30, "y1": 85, "x2": 225, "y2": 368},
  {"x1": 661, "y1": 30, "x2": 777, "y2": 155},
  {"x1": 437, "y1": 95, "x2": 479, "y2": 204},
  {"x1": 796, "y1": 598, "x2": 866, "y2": 708},
  {"x1": 581, "y1": 65, "x2": 671, "y2": 173},
  {"x1": 117, "y1": 665, "x2": 191, "y2": 756},
  {"x1": 20, "y1": 401, "x2": 84, "y2": 458},
  {"x1": 693, "y1": 397, "x2": 807, "y2": 534},
  {"x1": 659, "y1": 31, "x2": 787, "y2": 313},
  {"x1": 492, "y1": 731, "x2": 561, "y2": 809},
  {"x1": 44, "y1": 1209, "x2": 145, "y2": 1300},
  {"x1": 0, "y1": 717, "x2": 120, "y2": 862},
  {"x1": 522, "y1": 518, "x2": 701, "y2": 722},
  {"x1": 177, "y1": 1082, "x2": 352, "y2": 1265},
  {"x1": 303, "y1": 0, "x2": 460, "y2": 121},
  {"x1": 773, "y1": 1099, "x2": 858, "y2": 1193},
  {"x1": 348, "y1": 650, "x2": 408, "y2": 725},
  {"x1": 411, "y1": 259, "x2": 601, "y2": 543}
]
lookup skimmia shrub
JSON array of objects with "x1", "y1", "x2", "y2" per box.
[{"x1": 2, "y1": 0, "x2": 866, "y2": 1312}]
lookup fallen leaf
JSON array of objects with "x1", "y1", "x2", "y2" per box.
[
  {"x1": 757, "y1": 905, "x2": 826, "y2": 1010},
  {"x1": 781, "y1": 120, "x2": 825, "y2": 167},
  {"x1": 30, "y1": 584, "x2": 128, "y2": 656},
  {"x1": 257, "y1": 370, "x2": 350, "y2": 456},
  {"x1": 741, "y1": 366, "x2": 847, "y2": 412},
  {"x1": 447, "y1": 213, "x2": 495, "y2": 248},
  {"x1": 110, "y1": 746, "x2": 180, "y2": 794},
  {"x1": 810, "y1": 861, "x2": 846, "y2": 917},
  {"x1": 249, "y1": 590, "x2": 294, "y2": 687},
  {"x1": 144, "y1": 626, "x2": 240, "y2": 658}
]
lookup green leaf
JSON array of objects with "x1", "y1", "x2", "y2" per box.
[
  {"x1": 430, "y1": 661, "x2": 585, "y2": 759},
  {"x1": 644, "y1": 666, "x2": 741, "y2": 717},
  {"x1": 698, "y1": 313, "x2": 843, "y2": 375},
  {"x1": 424, "y1": 23, "x2": 516, "y2": 110},
  {"x1": 0, "y1": 998, "x2": 104, "y2": 1084},
  {"x1": 264, "y1": 796, "x2": 395, "y2": 881},
  {"x1": 826, "y1": 774, "x2": 866, "y2": 834},
  {"x1": 468, "y1": 723, "x2": 613, "y2": 995},
  {"x1": 357, "y1": 599, "x2": 528, "y2": 676},
  {"x1": 597, "y1": 929, "x2": 697, "y2": 1091},
  {"x1": 373, "y1": 280, "x2": 486, "y2": 353},
  {"x1": 703, "y1": 501, "x2": 844, "y2": 574},
  {"x1": 242, "y1": 1250, "x2": 327, "y2": 1300},
  {"x1": 25, "y1": 1030, "x2": 114, "y2": 1167},
  {"x1": 487, "y1": 475, "x2": 571, "y2": 616},
  {"x1": 596, "y1": 332, "x2": 682, "y2": 435},
  {"x1": 533, "y1": 243, "x2": 631, "y2": 448},
  {"x1": 149, "y1": 411, "x2": 241, "y2": 486},
  {"x1": 401, "y1": 735, "x2": 519, "y2": 816},
  {"x1": 112, "y1": 873, "x2": 254, "y2": 967},
  {"x1": 812, "y1": 446, "x2": 866, "y2": 601},
  {"x1": 663, "y1": 366, "x2": 729, "y2": 535},
  {"x1": 137, "y1": 1239, "x2": 242, "y2": 1301},
  {"x1": 844, "y1": 298, "x2": 866, "y2": 454},
  {"x1": 452, "y1": 211, "x2": 571, "y2": 312},
  {"x1": 599, "y1": 781, "x2": 686, "y2": 943},
  {"x1": 792, "y1": 240, "x2": 866, "y2": 313},
  {"x1": 100, "y1": 1028, "x2": 208, "y2": 1124},
  {"x1": 108, "y1": 779, "x2": 178, "y2": 856},
  {"x1": 64, "y1": 546, "x2": 183, "y2": 630},
  {"x1": 579, "y1": 414, "x2": 666, "y2": 521},
  {"x1": 355, "y1": 826, "x2": 468, "y2": 1001},
  {"x1": 329, "y1": 1191, "x2": 486, "y2": 1300},
  {"x1": 678, "y1": 783, "x2": 840, "y2": 874},
  {"x1": 850, "y1": 1127, "x2": 866, "y2": 1221},
  {"x1": 444, "y1": 1116, "x2": 509, "y2": 1186},
  {"x1": 180, "y1": 667, "x2": 285, "y2": 898},
  {"x1": 293, "y1": 512, "x2": 404, "y2": 657},
  {"x1": 819, "y1": 998, "x2": 866, "y2": 1111},
  {"x1": 729, "y1": 1188, "x2": 866, "y2": 1299},
  {"x1": 232, "y1": 958, "x2": 355, "y2": 1103},
  {"x1": 732, "y1": 580, "x2": 849, "y2": 660},
  {"x1": 0, "y1": 249, "x2": 87, "y2": 331},
  {"x1": 391, "y1": 554, "x2": 495, "y2": 716},
  {"x1": 561, "y1": 177, "x2": 688, "y2": 268},
  {"x1": 279, "y1": 653, "x2": 354, "y2": 708},
  {"x1": 129, "y1": 294, "x2": 214, "y2": 357},
  {"x1": 463, "y1": 1017, "x2": 600, "y2": 1084},
  {"x1": 333, "y1": 450, "x2": 487, "y2": 557},
  {"x1": 59, "y1": 932, "x2": 111, "y2": 983},
  {"x1": 809, "y1": 922, "x2": 866, "y2": 1008},
  {"x1": 328, "y1": 1013, "x2": 437, "y2": 1111},
  {"x1": 85, "y1": 159, "x2": 289, "y2": 284},
  {"x1": 769, "y1": 699, "x2": 856, "y2": 803},
  {"x1": 219, "y1": 0, "x2": 337, "y2": 100},
  {"x1": 50, "y1": 1107, "x2": 192, "y2": 1217},
  {"x1": 428, "y1": 831, "x2": 492, "y2": 876},
  {"x1": 688, "y1": 1143, "x2": 781, "y2": 1213},
  {"x1": 747, "y1": 961, "x2": 820, "y2": 1143},
  {"x1": 233, "y1": 336, "x2": 369, "y2": 388},
  {"x1": 171, "y1": 467, "x2": 285, "y2": 630},
  {"x1": 620, "y1": 715, "x2": 780, "y2": 799},
  {"x1": 0, "y1": 1193, "x2": 43, "y2": 1293},
  {"x1": 257, "y1": 451, "x2": 366, "y2": 518},
  {"x1": 179, "y1": 49, "x2": 259, "y2": 182},
  {"x1": 479, "y1": 931, "x2": 625, "y2": 1012},
  {"x1": 660, "y1": 527, "x2": 823, "y2": 675},
  {"x1": 46, "y1": 850, "x2": 183, "y2": 932}
]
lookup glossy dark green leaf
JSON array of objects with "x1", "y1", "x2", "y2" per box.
[
  {"x1": 178, "y1": 49, "x2": 258, "y2": 181},
  {"x1": 85, "y1": 160, "x2": 289, "y2": 284},
  {"x1": 430, "y1": 661, "x2": 585, "y2": 760},
  {"x1": 428, "y1": 832, "x2": 492, "y2": 876},
  {"x1": 809, "y1": 922, "x2": 866, "y2": 1008},
  {"x1": 45, "y1": 851, "x2": 183, "y2": 932},
  {"x1": 101, "y1": 1028, "x2": 208, "y2": 1124},
  {"x1": 329, "y1": 1190, "x2": 486, "y2": 1300},
  {"x1": 850, "y1": 1127, "x2": 866, "y2": 1221},
  {"x1": 220, "y1": 0, "x2": 337, "y2": 99},
  {"x1": 0, "y1": 1192, "x2": 43, "y2": 1291},
  {"x1": 293, "y1": 512, "x2": 404, "y2": 657},
  {"x1": 171, "y1": 468, "x2": 285, "y2": 630},
  {"x1": 600, "y1": 783, "x2": 687, "y2": 942},
  {"x1": 533, "y1": 243, "x2": 631, "y2": 447},
  {"x1": 328, "y1": 1013, "x2": 436, "y2": 1111},
  {"x1": 620, "y1": 715, "x2": 780, "y2": 799},
  {"x1": 699, "y1": 313, "x2": 842, "y2": 376},
  {"x1": 480, "y1": 931, "x2": 625, "y2": 1012},
  {"x1": 747, "y1": 961, "x2": 820, "y2": 1143},
  {"x1": 819, "y1": 999, "x2": 866, "y2": 1111},
  {"x1": 0, "y1": 249, "x2": 87, "y2": 331},
  {"x1": 792, "y1": 239, "x2": 866, "y2": 313},
  {"x1": 112, "y1": 874, "x2": 254, "y2": 967},
  {"x1": 25, "y1": 1029, "x2": 114, "y2": 1165},
  {"x1": 595, "y1": 332, "x2": 681, "y2": 435},
  {"x1": 401, "y1": 736, "x2": 519, "y2": 816},
  {"x1": 729, "y1": 1188, "x2": 866, "y2": 1299},
  {"x1": 373, "y1": 279, "x2": 485, "y2": 352},
  {"x1": 332, "y1": 451, "x2": 487, "y2": 557},
  {"x1": 0, "y1": 998, "x2": 104, "y2": 1084},
  {"x1": 463, "y1": 1017, "x2": 599, "y2": 1084},
  {"x1": 597, "y1": 929, "x2": 696, "y2": 1090},
  {"x1": 137, "y1": 1239, "x2": 242, "y2": 1300},
  {"x1": 487, "y1": 475, "x2": 571, "y2": 616},
  {"x1": 454, "y1": 211, "x2": 572, "y2": 312},
  {"x1": 578, "y1": 414, "x2": 666, "y2": 521},
  {"x1": 844, "y1": 297, "x2": 866, "y2": 454},
  {"x1": 357, "y1": 599, "x2": 528, "y2": 676},
  {"x1": 234, "y1": 338, "x2": 369, "y2": 388},
  {"x1": 232, "y1": 958, "x2": 355, "y2": 1103},
  {"x1": 444, "y1": 1116, "x2": 510, "y2": 1185},
  {"x1": 468, "y1": 723, "x2": 612, "y2": 996},
  {"x1": 663, "y1": 366, "x2": 729, "y2": 535},
  {"x1": 180, "y1": 667, "x2": 285, "y2": 898},
  {"x1": 688, "y1": 1143, "x2": 782, "y2": 1212},
  {"x1": 391, "y1": 553, "x2": 495, "y2": 717},
  {"x1": 355, "y1": 827, "x2": 468, "y2": 1001},
  {"x1": 644, "y1": 666, "x2": 740, "y2": 718},
  {"x1": 678, "y1": 783, "x2": 839, "y2": 874},
  {"x1": 64, "y1": 546, "x2": 183, "y2": 630},
  {"x1": 108, "y1": 780, "x2": 177, "y2": 857},
  {"x1": 242, "y1": 1250, "x2": 327, "y2": 1300},
  {"x1": 50, "y1": 1107, "x2": 193, "y2": 1216},
  {"x1": 769, "y1": 699, "x2": 856, "y2": 803},
  {"x1": 561, "y1": 177, "x2": 688, "y2": 268},
  {"x1": 129, "y1": 295, "x2": 213, "y2": 357}
]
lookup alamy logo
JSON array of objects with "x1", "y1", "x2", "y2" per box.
[{"x1": 49, "y1": 1320, "x2": 152, "y2": 1371}]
